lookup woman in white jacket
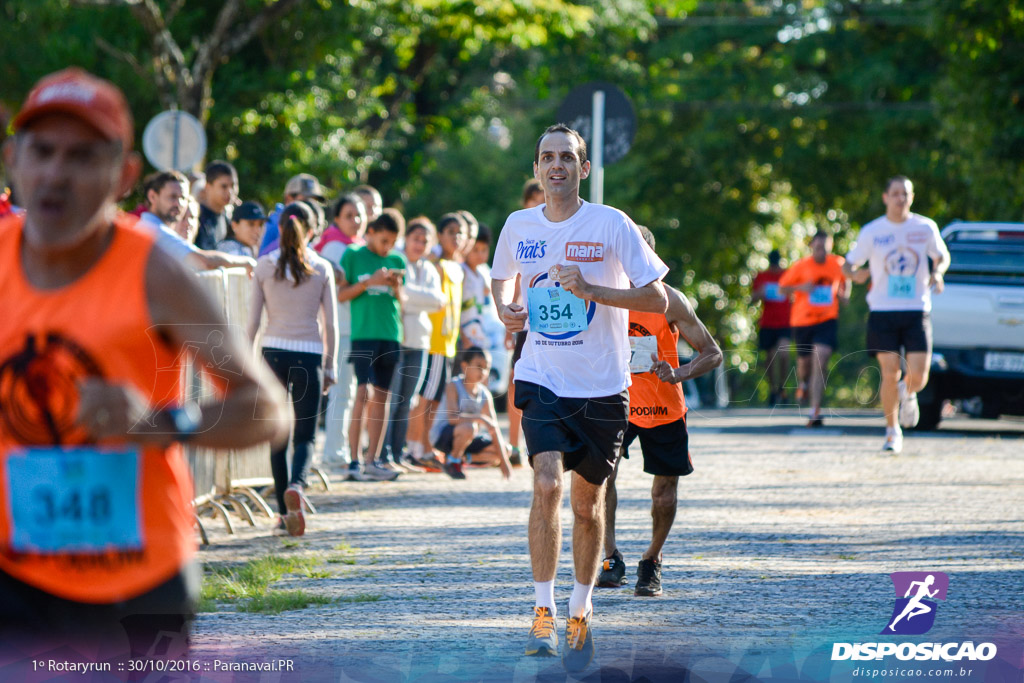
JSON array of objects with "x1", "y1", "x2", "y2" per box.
[{"x1": 381, "y1": 217, "x2": 446, "y2": 470}]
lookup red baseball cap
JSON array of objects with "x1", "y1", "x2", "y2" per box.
[{"x1": 13, "y1": 67, "x2": 134, "y2": 151}]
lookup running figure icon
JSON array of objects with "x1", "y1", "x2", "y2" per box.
[{"x1": 888, "y1": 574, "x2": 938, "y2": 632}]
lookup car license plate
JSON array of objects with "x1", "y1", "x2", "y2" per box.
[{"x1": 983, "y1": 352, "x2": 1024, "y2": 373}]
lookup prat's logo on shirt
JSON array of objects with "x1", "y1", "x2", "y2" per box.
[
  {"x1": 907, "y1": 231, "x2": 930, "y2": 244},
  {"x1": 515, "y1": 239, "x2": 547, "y2": 263},
  {"x1": 565, "y1": 242, "x2": 604, "y2": 262}
]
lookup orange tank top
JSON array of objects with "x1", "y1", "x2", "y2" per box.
[
  {"x1": 0, "y1": 214, "x2": 195, "y2": 603},
  {"x1": 627, "y1": 310, "x2": 687, "y2": 428}
]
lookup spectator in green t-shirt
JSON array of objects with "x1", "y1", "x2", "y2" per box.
[{"x1": 338, "y1": 208, "x2": 408, "y2": 481}]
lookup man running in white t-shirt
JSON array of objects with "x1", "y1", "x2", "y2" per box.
[
  {"x1": 842, "y1": 176, "x2": 950, "y2": 453},
  {"x1": 491, "y1": 124, "x2": 668, "y2": 672}
]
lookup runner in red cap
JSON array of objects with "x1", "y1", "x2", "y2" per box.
[{"x1": 0, "y1": 68, "x2": 291, "y2": 657}]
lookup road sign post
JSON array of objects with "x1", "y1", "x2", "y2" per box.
[
  {"x1": 557, "y1": 82, "x2": 636, "y2": 205},
  {"x1": 142, "y1": 110, "x2": 207, "y2": 173}
]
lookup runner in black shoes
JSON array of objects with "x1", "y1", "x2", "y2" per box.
[{"x1": 597, "y1": 226, "x2": 722, "y2": 597}]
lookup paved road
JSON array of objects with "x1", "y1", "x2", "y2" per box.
[{"x1": 192, "y1": 409, "x2": 1024, "y2": 682}]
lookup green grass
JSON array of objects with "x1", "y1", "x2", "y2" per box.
[
  {"x1": 303, "y1": 569, "x2": 334, "y2": 579},
  {"x1": 327, "y1": 542, "x2": 358, "y2": 565},
  {"x1": 199, "y1": 555, "x2": 326, "y2": 613},
  {"x1": 238, "y1": 590, "x2": 333, "y2": 614}
]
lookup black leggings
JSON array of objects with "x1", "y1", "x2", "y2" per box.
[{"x1": 262, "y1": 348, "x2": 323, "y2": 513}]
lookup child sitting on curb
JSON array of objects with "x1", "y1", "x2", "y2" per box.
[{"x1": 428, "y1": 347, "x2": 512, "y2": 480}]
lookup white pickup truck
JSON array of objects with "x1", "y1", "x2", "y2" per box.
[{"x1": 917, "y1": 222, "x2": 1024, "y2": 429}]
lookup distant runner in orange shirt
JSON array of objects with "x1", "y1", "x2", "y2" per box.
[
  {"x1": 0, "y1": 68, "x2": 290, "y2": 658},
  {"x1": 597, "y1": 226, "x2": 722, "y2": 598},
  {"x1": 779, "y1": 231, "x2": 850, "y2": 426}
]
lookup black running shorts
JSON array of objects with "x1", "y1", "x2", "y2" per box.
[
  {"x1": 420, "y1": 353, "x2": 453, "y2": 402},
  {"x1": 793, "y1": 318, "x2": 838, "y2": 357},
  {"x1": 621, "y1": 417, "x2": 693, "y2": 477},
  {"x1": 350, "y1": 339, "x2": 401, "y2": 389},
  {"x1": 432, "y1": 422, "x2": 492, "y2": 456},
  {"x1": 0, "y1": 563, "x2": 198, "y2": 656},
  {"x1": 513, "y1": 380, "x2": 628, "y2": 486},
  {"x1": 758, "y1": 326, "x2": 791, "y2": 352},
  {"x1": 867, "y1": 311, "x2": 932, "y2": 356}
]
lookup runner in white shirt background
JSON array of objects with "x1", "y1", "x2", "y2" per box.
[
  {"x1": 491, "y1": 124, "x2": 668, "y2": 672},
  {"x1": 842, "y1": 175, "x2": 950, "y2": 453}
]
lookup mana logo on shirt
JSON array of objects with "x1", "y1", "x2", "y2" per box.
[
  {"x1": 874, "y1": 234, "x2": 896, "y2": 247},
  {"x1": 515, "y1": 239, "x2": 547, "y2": 263},
  {"x1": 565, "y1": 242, "x2": 604, "y2": 262}
]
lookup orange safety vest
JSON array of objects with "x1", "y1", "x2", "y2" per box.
[
  {"x1": 627, "y1": 310, "x2": 687, "y2": 429},
  {"x1": 0, "y1": 214, "x2": 195, "y2": 603}
]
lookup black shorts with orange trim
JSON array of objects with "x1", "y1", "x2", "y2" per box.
[{"x1": 621, "y1": 417, "x2": 693, "y2": 477}]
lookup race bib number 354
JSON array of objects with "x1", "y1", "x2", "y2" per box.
[
  {"x1": 4, "y1": 447, "x2": 143, "y2": 555},
  {"x1": 527, "y1": 287, "x2": 589, "y2": 334}
]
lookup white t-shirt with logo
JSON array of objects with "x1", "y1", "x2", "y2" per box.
[
  {"x1": 491, "y1": 201, "x2": 669, "y2": 398},
  {"x1": 845, "y1": 213, "x2": 950, "y2": 312}
]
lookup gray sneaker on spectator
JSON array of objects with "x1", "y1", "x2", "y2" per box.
[{"x1": 352, "y1": 462, "x2": 400, "y2": 482}]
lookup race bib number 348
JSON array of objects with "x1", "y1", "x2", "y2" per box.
[{"x1": 4, "y1": 447, "x2": 143, "y2": 555}]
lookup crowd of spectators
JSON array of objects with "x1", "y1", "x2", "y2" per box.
[{"x1": 26, "y1": 158, "x2": 517, "y2": 534}]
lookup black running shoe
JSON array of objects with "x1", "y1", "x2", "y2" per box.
[
  {"x1": 596, "y1": 549, "x2": 627, "y2": 587},
  {"x1": 443, "y1": 459, "x2": 466, "y2": 480},
  {"x1": 635, "y1": 558, "x2": 663, "y2": 597}
]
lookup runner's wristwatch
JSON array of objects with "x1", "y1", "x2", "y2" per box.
[{"x1": 163, "y1": 402, "x2": 202, "y2": 442}]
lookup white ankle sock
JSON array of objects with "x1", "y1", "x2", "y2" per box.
[
  {"x1": 409, "y1": 442, "x2": 424, "y2": 460},
  {"x1": 534, "y1": 580, "x2": 555, "y2": 615},
  {"x1": 568, "y1": 580, "x2": 593, "y2": 618}
]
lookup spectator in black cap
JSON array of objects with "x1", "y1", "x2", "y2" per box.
[
  {"x1": 258, "y1": 173, "x2": 327, "y2": 257},
  {"x1": 218, "y1": 201, "x2": 267, "y2": 258},
  {"x1": 138, "y1": 171, "x2": 255, "y2": 273}
]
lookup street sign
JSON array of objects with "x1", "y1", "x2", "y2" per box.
[
  {"x1": 142, "y1": 110, "x2": 206, "y2": 172},
  {"x1": 556, "y1": 82, "x2": 636, "y2": 165}
]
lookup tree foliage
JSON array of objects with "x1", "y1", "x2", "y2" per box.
[{"x1": 3, "y1": 0, "x2": 1023, "y2": 404}]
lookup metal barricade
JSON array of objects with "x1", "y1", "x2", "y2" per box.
[{"x1": 189, "y1": 268, "x2": 276, "y2": 543}]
